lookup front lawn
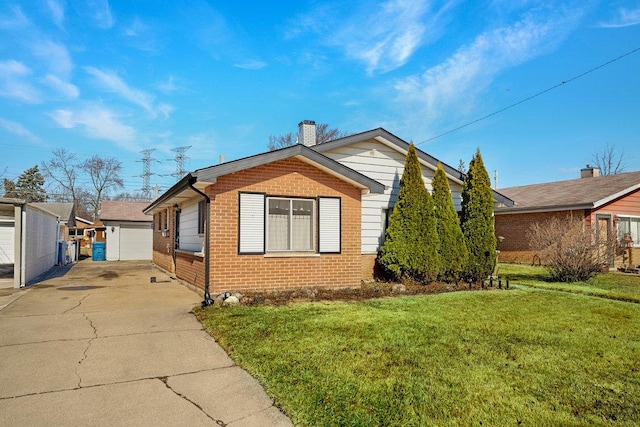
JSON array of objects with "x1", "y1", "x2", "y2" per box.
[
  {"x1": 195, "y1": 287, "x2": 640, "y2": 426},
  {"x1": 499, "y1": 263, "x2": 640, "y2": 303}
]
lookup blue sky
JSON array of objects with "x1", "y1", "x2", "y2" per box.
[{"x1": 1, "y1": 0, "x2": 639, "y2": 197}]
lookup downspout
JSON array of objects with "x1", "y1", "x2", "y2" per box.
[{"x1": 188, "y1": 178, "x2": 213, "y2": 306}]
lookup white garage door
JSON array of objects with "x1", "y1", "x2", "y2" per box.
[
  {"x1": 119, "y1": 224, "x2": 152, "y2": 260},
  {"x1": 0, "y1": 221, "x2": 15, "y2": 263}
]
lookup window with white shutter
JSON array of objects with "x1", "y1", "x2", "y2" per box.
[
  {"x1": 238, "y1": 192, "x2": 265, "y2": 254},
  {"x1": 318, "y1": 197, "x2": 341, "y2": 253}
]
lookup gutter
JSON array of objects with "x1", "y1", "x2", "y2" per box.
[{"x1": 188, "y1": 177, "x2": 213, "y2": 307}]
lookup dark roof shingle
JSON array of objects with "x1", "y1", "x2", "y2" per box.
[
  {"x1": 496, "y1": 171, "x2": 640, "y2": 212},
  {"x1": 100, "y1": 201, "x2": 150, "y2": 222}
]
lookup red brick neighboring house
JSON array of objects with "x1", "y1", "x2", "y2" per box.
[
  {"x1": 143, "y1": 144, "x2": 384, "y2": 296},
  {"x1": 495, "y1": 167, "x2": 640, "y2": 267}
]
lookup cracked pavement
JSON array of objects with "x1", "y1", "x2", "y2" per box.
[{"x1": 0, "y1": 260, "x2": 292, "y2": 426}]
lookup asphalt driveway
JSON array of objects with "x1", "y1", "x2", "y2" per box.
[{"x1": 0, "y1": 259, "x2": 292, "y2": 426}]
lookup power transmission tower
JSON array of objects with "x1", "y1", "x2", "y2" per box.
[
  {"x1": 170, "y1": 146, "x2": 191, "y2": 181},
  {"x1": 138, "y1": 149, "x2": 158, "y2": 201}
]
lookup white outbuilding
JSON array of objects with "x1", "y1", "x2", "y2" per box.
[{"x1": 100, "y1": 201, "x2": 153, "y2": 261}]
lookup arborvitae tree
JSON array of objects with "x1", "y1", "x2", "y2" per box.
[
  {"x1": 15, "y1": 166, "x2": 47, "y2": 202},
  {"x1": 460, "y1": 149, "x2": 496, "y2": 282},
  {"x1": 433, "y1": 162, "x2": 468, "y2": 282},
  {"x1": 378, "y1": 144, "x2": 440, "y2": 283}
]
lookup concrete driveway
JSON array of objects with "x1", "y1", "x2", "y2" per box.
[{"x1": 0, "y1": 259, "x2": 292, "y2": 426}]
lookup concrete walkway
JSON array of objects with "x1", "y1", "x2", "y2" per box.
[{"x1": 0, "y1": 259, "x2": 292, "y2": 426}]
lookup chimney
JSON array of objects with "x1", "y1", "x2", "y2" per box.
[
  {"x1": 298, "y1": 120, "x2": 316, "y2": 147},
  {"x1": 580, "y1": 164, "x2": 600, "y2": 179}
]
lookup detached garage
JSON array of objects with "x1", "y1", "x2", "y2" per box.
[
  {"x1": 100, "y1": 201, "x2": 153, "y2": 261},
  {"x1": 1, "y1": 198, "x2": 59, "y2": 288}
]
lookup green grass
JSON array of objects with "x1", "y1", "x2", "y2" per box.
[
  {"x1": 498, "y1": 263, "x2": 640, "y2": 303},
  {"x1": 195, "y1": 287, "x2": 640, "y2": 426}
]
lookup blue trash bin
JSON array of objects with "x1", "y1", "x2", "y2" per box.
[{"x1": 92, "y1": 242, "x2": 106, "y2": 261}]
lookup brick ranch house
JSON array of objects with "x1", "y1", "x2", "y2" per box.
[
  {"x1": 495, "y1": 167, "x2": 640, "y2": 268},
  {"x1": 144, "y1": 121, "x2": 513, "y2": 295},
  {"x1": 143, "y1": 144, "x2": 384, "y2": 295}
]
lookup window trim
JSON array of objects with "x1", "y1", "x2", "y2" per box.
[{"x1": 617, "y1": 215, "x2": 640, "y2": 247}]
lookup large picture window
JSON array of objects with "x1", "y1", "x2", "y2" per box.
[
  {"x1": 618, "y1": 216, "x2": 640, "y2": 246},
  {"x1": 267, "y1": 198, "x2": 314, "y2": 251}
]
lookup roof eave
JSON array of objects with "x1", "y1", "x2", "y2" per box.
[
  {"x1": 195, "y1": 144, "x2": 385, "y2": 194},
  {"x1": 143, "y1": 174, "x2": 197, "y2": 215},
  {"x1": 593, "y1": 182, "x2": 640, "y2": 209},
  {"x1": 495, "y1": 203, "x2": 593, "y2": 215}
]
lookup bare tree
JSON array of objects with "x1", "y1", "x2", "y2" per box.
[
  {"x1": 82, "y1": 156, "x2": 124, "y2": 220},
  {"x1": 315, "y1": 123, "x2": 348, "y2": 144},
  {"x1": 111, "y1": 191, "x2": 150, "y2": 202},
  {"x1": 267, "y1": 132, "x2": 295, "y2": 151},
  {"x1": 267, "y1": 123, "x2": 347, "y2": 151},
  {"x1": 527, "y1": 216, "x2": 614, "y2": 282},
  {"x1": 591, "y1": 143, "x2": 626, "y2": 175},
  {"x1": 41, "y1": 148, "x2": 83, "y2": 212}
]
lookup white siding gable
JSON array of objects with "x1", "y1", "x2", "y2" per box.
[{"x1": 323, "y1": 139, "x2": 462, "y2": 254}]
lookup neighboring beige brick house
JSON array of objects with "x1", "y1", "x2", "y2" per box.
[
  {"x1": 143, "y1": 144, "x2": 384, "y2": 295},
  {"x1": 495, "y1": 167, "x2": 640, "y2": 267}
]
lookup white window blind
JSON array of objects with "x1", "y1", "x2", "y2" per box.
[
  {"x1": 319, "y1": 197, "x2": 341, "y2": 253},
  {"x1": 239, "y1": 193, "x2": 265, "y2": 254}
]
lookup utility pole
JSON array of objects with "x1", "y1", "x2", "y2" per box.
[{"x1": 494, "y1": 169, "x2": 499, "y2": 189}]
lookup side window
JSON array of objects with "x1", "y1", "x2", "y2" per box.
[{"x1": 198, "y1": 200, "x2": 206, "y2": 234}]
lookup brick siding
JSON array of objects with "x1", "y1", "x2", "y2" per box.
[
  {"x1": 494, "y1": 210, "x2": 586, "y2": 264},
  {"x1": 158, "y1": 158, "x2": 364, "y2": 293}
]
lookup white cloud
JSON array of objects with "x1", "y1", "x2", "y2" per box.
[
  {"x1": 85, "y1": 67, "x2": 174, "y2": 118},
  {"x1": 0, "y1": 60, "x2": 41, "y2": 103},
  {"x1": 233, "y1": 60, "x2": 268, "y2": 70},
  {"x1": 49, "y1": 107, "x2": 137, "y2": 148},
  {"x1": 0, "y1": 5, "x2": 29, "y2": 30},
  {"x1": 83, "y1": 0, "x2": 114, "y2": 29},
  {"x1": 157, "y1": 75, "x2": 180, "y2": 93},
  {"x1": 30, "y1": 39, "x2": 73, "y2": 77},
  {"x1": 393, "y1": 8, "x2": 582, "y2": 131},
  {"x1": 597, "y1": 7, "x2": 640, "y2": 28},
  {"x1": 0, "y1": 117, "x2": 41, "y2": 143},
  {"x1": 42, "y1": 74, "x2": 79, "y2": 99},
  {"x1": 46, "y1": 0, "x2": 65, "y2": 28},
  {"x1": 328, "y1": 0, "x2": 445, "y2": 74},
  {"x1": 157, "y1": 103, "x2": 175, "y2": 120}
]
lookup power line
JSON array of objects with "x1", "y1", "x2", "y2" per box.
[{"x1": 416, "y1": 46, "x2": 640, "y2": 146}]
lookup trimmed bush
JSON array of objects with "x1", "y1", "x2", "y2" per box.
[
  {"x1": 433, "y1": 163, "x2": 468, "y2": 282},
  {"x1": 460, "y1": 149, "x2": 496, "y2": 282},
  {"x1": 378, "y1": 144, "x2": 440, "y2": 283}
]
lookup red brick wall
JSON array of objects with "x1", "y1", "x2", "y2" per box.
[
  {"x1": 494, "y1": 210, "x2": 586, "y2": 264},
  {"x1": 197, "y1": 157, "x2": 363, "y2": 293},
  {"x1": 175, "y1": 251, "x2": 205, "y2": 289},
  {"x1": 362, "y1": 254, "x2": 377, "y2": 280}
]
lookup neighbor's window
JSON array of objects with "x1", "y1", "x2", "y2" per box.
[
  {"x1": 618, "y1": 216, "x2": 640, "y2": 246},
  {"x1": 197, "y1": 200, "x2": 206, "y2": 234},
  {"x1": 267, "y1": 197, "x2": 314, "y2": 251},
  {"x1": 163, "y1": 209, "x2": 169, "y2": 230}
]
